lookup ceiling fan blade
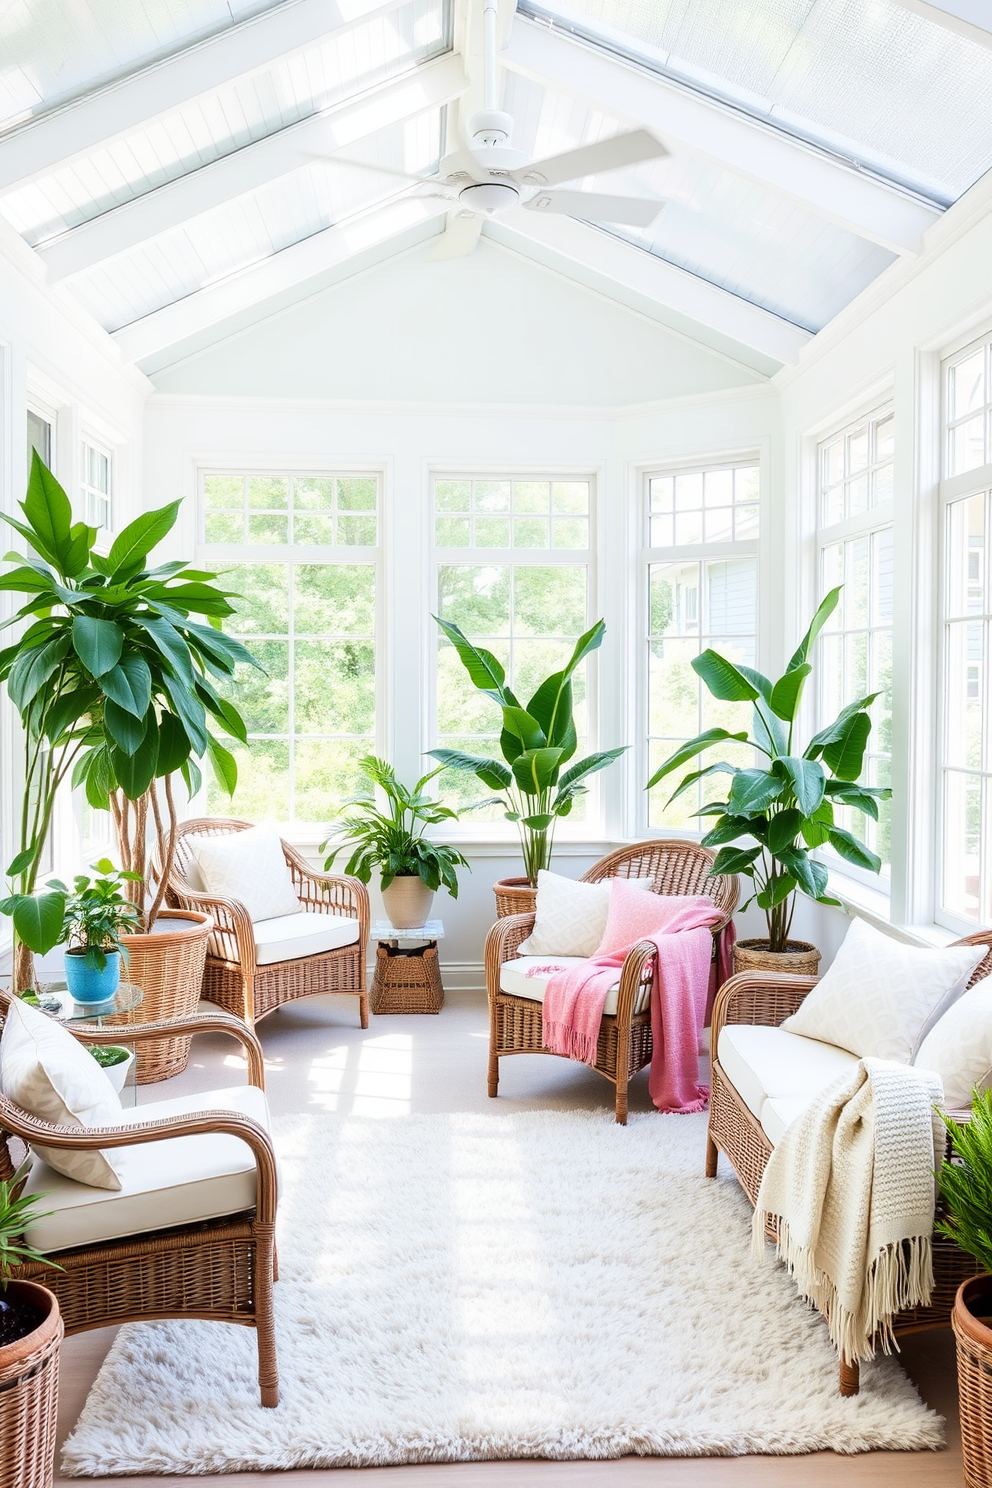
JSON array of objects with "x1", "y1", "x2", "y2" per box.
[
  {"x1": 303, "y1": 152, "x2": 438, "y2": 186},
  {"x1": 511, "y1": 129, "x2": 668, "y2": 188},
  {"x1": 524, "y1": 189, "x2": 662, "y2": 227},
  {"x1": 428, "y1": 213, "x2": 483, "y2": 260}
]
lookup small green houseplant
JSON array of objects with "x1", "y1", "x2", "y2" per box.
[
  {"x1": 55, "y1": 859, "x2": 142, "y2": 1002},
  {"x1": 429, "y1": 616, "x2": 627, "y2": 893},
  {"x1": 322, "y1": 756, "x2": 470, "y2": 929},
  {"x1": 0, "y1": 453, "x2": 259, "y2": 993},
  {"x1": 647, "y1": 588, "x2": 890, "y2": 964}
]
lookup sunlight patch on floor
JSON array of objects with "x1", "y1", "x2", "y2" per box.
[{"x1": 307, "y1": 1032, "x2": 413, "y2": 1115}]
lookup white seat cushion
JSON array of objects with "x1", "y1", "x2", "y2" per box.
[
  {"x1": 20, "y1": 1084, "x2": 273, "y2": 1253},
  {"x1": 499, "y1": 956, "x2": 652, "y2": 1016},
  {"x1": 717, "y1": 1024, "x2": 859, "y2": 1120},
  {"x1": 760, "y1": 1096, "x2": 811, "y2": 1148},
  {"x1": 253, "y1": 911, "x2": 360, "y2": 965}
]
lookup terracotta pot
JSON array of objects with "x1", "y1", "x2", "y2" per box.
[
  {"x1": 732, "y1": 938, "x2": 821, "y2": 977},
  {"x1": 118, "y1": 909, "x2": 213, "y2": 1084},
  {"x1": 493, "y1": 876, "x2": 537, "y2": 918},
  {"x1": 381, "y1": 876, "x2": 435, "y2": 931},
  {"x1": 0, "y1": 1280, "x2": 62, "y2": 1488},
  {"x1": 954, "y1": 1276, "x2": 992, "y2": 1488}
]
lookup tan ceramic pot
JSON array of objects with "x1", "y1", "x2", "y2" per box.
[{"x1": 381, "y1": 876, "x2": 435, "y2": 930}]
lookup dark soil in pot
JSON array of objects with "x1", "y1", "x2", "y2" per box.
[{"x1": 0, "y1": 1292, "x2": 46, "y2": 1348}]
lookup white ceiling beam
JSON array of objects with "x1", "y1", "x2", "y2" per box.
[
  {"x1": 112, "y1": 194, "x2": 447, "y2": 362},
  {"x1": 503, "y1": 22, "x2": 940, "y2": 256},
  {"x1": 888, "y1": 0, "x2": 992, "y2": 48},
  {"x1": 0, "y1": 0, "x2": 412, "y2": 193},
  {"x1": 498, "y1": 209, "x2": 811, "y2": 364},
  {"x1": 39, "y1": 54, "x2": 468, "y2": 282}
]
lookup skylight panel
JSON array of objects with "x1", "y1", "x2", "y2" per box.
[{"x1": 523, "y1": 0, "x2": 992, "y2": 202}]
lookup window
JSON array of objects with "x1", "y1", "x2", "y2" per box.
[
  {"x1": 198, "y1": 471, "x2": 380, "y2": 825},
  {"x1": 80, "y1": 439, "x2": 112, "y2": 529},
  {"x1": 433, "y1": 476, "x2": 592, "y2": 820},
  {"x1": 27, "y1": 408, "x2": 51, "y2": 470},
  {"x1": 645, "y1": 461, "x2": 759, "y2": 831},
  {"x1": 814, "y1": 408, "x2": 894, "y2": 880}
]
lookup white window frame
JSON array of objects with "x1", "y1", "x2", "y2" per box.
[
  {"x1": 80, "y1": 435, "x2": 113, "y2": 531},
  {"x1": 639, "y1": 452, "x2": 761, "y2": 839},
  {"x1": 812, "y1": 400, "x2": 895, "y2": 893},
  {"x1": 428, "y1": 466, "x2": 600, "y2": 843},
  {"x1": 195, "y1": 463, "x2": 386, "y2": 832}
]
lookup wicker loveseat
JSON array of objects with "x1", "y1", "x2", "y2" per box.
[
  {"x1": 705, "y1": 929, "x2": 992, "y2": 1396},
  {"x1": 167, "y1": 817, "x2": 370, "y2": 1028},
  {"x1": 1, "y1": 1003, "x2": 280, "y2": 1406},
  {"x1": 486, "y1": 840, "x2": 739, "y2": 1124}
]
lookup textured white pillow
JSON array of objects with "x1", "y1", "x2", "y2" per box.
[
  {"x1": 0, "y1": 997, "x2": 126, "y2": 1190},
  {"x1": 190, "y1": 826, "x2": 302, "y2": 923},
  {"x1": 517, "y1": 871, "x2": 653, "y2": 958},
  {"x1": 782, "y1": 916, "x2": 984, "y2": 1064},
  {"x1": 915, "y1": 975, "x2": 992, "y2": 1108}
]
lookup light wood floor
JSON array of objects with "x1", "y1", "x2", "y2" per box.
[{"x1": 53, "y1": 989, "x2": 964, "y2": 1486}]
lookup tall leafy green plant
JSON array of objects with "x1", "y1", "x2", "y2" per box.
[
  {"x1": 937, "y1": 1091, "x2": 992, "y2": 1276},
  {"x1": 429, "y1": 616, "x2": 627, "y2": 883},
  {"x1": 646, "y1": 588, "x2": 890, "y2": 952},
  {"x1": 0, "y1": 453, "x2": 258, "y2": 990}
]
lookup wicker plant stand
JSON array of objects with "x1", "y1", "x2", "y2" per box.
[
  {"x1": 732, "y1": 938, "x2": 820, "y2": 976},
  {"x1": 372, "y1": 943, "x2": 444, "y2": 1014},
  {"x1": 493, "y1": 878, "x2": 537, "y2": 918},
  {"x1": 954, "y1": 1276, "x2": 992, "y2": 1488},
  {"x1": 118, "y1": 909, "x2": 213, "y2": 1083},
  {"x1": 0, "y1": 1282, "x2": 62, "y2": 1488}
]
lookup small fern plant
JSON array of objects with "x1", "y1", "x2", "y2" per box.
[
  {"x1": 937, "y1": 1090, "x2": 992, "y2": 1275},
  {"x1": 0, "y1": 1162, "x2": 61, "y2": 1288}
]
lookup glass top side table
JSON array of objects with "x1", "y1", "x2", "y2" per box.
[
  {"x1": 34, "y1": 982, "x2": 144, "y2": 1105},
  {"x1": 369, "y1": 921, "x2": 444, "y2": 1015}
]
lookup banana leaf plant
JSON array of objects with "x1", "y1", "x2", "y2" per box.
[
  {"x1": 646, "y1": 587, "x2": 891, "y2": 953},
  {"x1": 0, "y1": 452, "x2": 259, "y2": 991},
  {"x1": 429, "y1": 616, "x2": 627, "y2": 883}
]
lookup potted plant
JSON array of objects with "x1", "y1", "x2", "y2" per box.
[
  {"x1": 646, "y1": 588, "x2": 890, "y2": 974},
  {"x1": 429, "y1": 616, "x2": 627, "y2": 915},
  {"x1": 87, "y1": 1044, "x2": 134, "y2": 1095},
  {"x1": 322, "y1": 756, "x2": 469, "y2": 930},
  {"x1": 52, "y1": 859, "x2": 142, "y2": 1004},
  {"x1": 0, "y1": 453, "x2": 258, "y2": 1037},
  {"x1": 938, "y1": 1092, "x2": 992, "y2": 1488},
  {"x1": 0, "y1": 1162, "x2": 62, "y2": 1488}
]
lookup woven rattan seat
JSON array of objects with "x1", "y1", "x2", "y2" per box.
[
  {"x1": 167, "y1": 818, "x2": 370, "y2": 1028},
  {"x1": 705, "y1": 929, "x2": 992, "y2": 1397},
  {"x1": 486, "y1": 840, "x2": 739, "y2": 1124}
]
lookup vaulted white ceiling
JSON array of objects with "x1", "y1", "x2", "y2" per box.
[{"x1": 1, "y1": 0, "x2": 989, "y2": 376}]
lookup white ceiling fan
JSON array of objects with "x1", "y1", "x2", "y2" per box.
[{"x1": 310, "y1": 0, "x2": 669, "y2": 259}]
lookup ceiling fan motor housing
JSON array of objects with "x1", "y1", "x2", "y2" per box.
[{"x1": 458, "y1": 181, "x2": 520, "y2": 213}]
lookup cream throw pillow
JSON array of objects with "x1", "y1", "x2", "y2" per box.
[
  {"x1": 189, "y1": 826, "x2": 302, "y2": 923},
  {"x1": 0, "y1": 997, "x2": 126, "y2": 1190},
  {"x1": 517, "y1": 871, "x2": 653, "y2": 958},
  {"x1": 915, "y1": 975, "x2": 992, "y2": 1108},
  {"x1": 782, "y1": 916, "x2": 984, "y2": 1064}
]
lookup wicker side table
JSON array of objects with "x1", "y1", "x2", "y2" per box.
[{"x1": 370, "y1": 920, "x2": 444, "y2": 1014}]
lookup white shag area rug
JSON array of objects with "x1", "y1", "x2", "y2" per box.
[{"x1": 62, "y1": 1110, "x2": 943, "y2": 1475}]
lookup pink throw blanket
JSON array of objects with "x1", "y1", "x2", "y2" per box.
[{"x1": 536, "y1": 893, "x2": 733, "y2": 1114}]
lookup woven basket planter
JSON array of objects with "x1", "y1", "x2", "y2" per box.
[
  {"x1": 954, "y1": 1276, "x2": 992, "y2": 1487},
  {"x1": 0, "y1": 1282, "x2": 62, "y2": 1488},
  {"x1": 371, "y1": 944, "x2": 443, "y2": 1014},
  {"x1": 118, "y1": 910, "x2": 213, "y2": 1083},
  {"x1": 732, "y1": 938, "x2": 821, "y2": 977},
  {"x1": 493, "y1": 877, "x2": 537, "y2": 919}
]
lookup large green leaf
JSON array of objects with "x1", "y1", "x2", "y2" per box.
[
  {"x1": 428, "y1": 749, "x2": 512, "y2": 791},
  {"x1": 99, "y1": 654, "x2": 152, "y2": 718},
  {"x1": 206, "y1": 733, "x2": 238, "y2": 796},
  {"x1": 22, "y1": 452, "x2": 73, "y2": 575},
  {"x1": 709, "y1": 844, "x2": 762, "y2": 876},
  {"x1": 110, "y1": 723, "x2": 159, "y2": 799},
  {"x1": 44, "y1": 686, "x2": 99, "y2": 744},
  {"x1": 501, "y1": 706, "x2": 547, "y2": 751},
  {"x1": 666, "y1": 760, "x2": 739, "y2": 806},
  {"x1": 556, "y1": 747, "x2": 628, "y2": 792},
  {"x1": 434, "y1": 616, "x2": 508, "y2": 701},
  {"x1": 775, "y1": 755, "x2": 826, "y2": 816},
  {"x1": 72, "y1": 616, "x2": 122, "y2": 677},
  {"x1": 787, "y1": 586, "x2": 841, "y2": 671},
  {"x1": 645, "y1": 728, "x2": 749, "y2": 789},
  {"x1": 752, "y1": 697, "x2": 787, "y2": 758},
  {"x1": 155, "y1": 711, "x2": 191, "y2": 775},
  {"x1": 824, "y1": 782, "x2": 883, "y2": 820},
  {"x1": 766, "y1": 807, "x2": 803, "y2": 853},
  {"x1": 183, "y1": 620, "x2": 260, "y2": 673},
  {"x1": 0, "y1": 888, "x2": 66, "y2": 954},
  {"x1": 822, "y1": 711, "x2": 872, "y2": 781},
  {"x1": 104, "y1": 699, "x2": 148, "y2": 755},
  {"x1": 827, "y1": 828, "x2": 881, "y2": 872},
  {"x1": 6, "y1": 633, "x2": 69, "y2": 712},
  {"x1": 805, "y1": 693, "x2": 879, "y2": 758},
  {"x1": 774, "y1": 847, "x2": 829, "y2": 901},
  {"x1": 0, "y1": 564, "x2": 58, "y2": 595},
  {"x1": 132, "y1": 614, "x2": 194, "y2": 683},
  {"x1": 692, "y1": 649, "x2": 760, "y2": 703},
  {"x1": 727, "y1": 768, "x2": 783, "y2": 817},
  {"x1": 162, "y1": 671, "x2": 208, "y2": 755},
  {"x1": 511, "y1": 746, "x2": 565, "y2": 797},
  {"x1": 756, "y1": 873, "x2": 798, "y2": 910},
  {"x1": 106, "y1": 501, "x2": 181, "y2": 580},
  {"x1": 526, "y1": 672, "x2": 575, "y2": 754},
  {"x1": 769, "y1": 663, "x2": 812, "y2": 722},
  {"x1": 700, "y1": 814, "x2": 759, "y2": 848}
]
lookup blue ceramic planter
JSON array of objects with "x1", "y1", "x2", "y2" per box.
[{"x1": 63, "y1": 949, "x2": 121, "y2": 1004}]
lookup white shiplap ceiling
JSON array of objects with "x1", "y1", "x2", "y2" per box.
[{"x1": 0, "y1": 0, "x2": 989, "y2": 373}]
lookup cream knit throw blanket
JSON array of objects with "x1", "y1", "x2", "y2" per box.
[{"x1": 752, "y1": 1057, "x2": 944, "y2": 1365}]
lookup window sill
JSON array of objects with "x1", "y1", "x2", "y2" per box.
[{"x1": 825, "y1": 869, "x2": 959, "y2": 948}]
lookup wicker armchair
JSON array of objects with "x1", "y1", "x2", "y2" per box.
[
  {"x1": 706, "y1": 928, "x2": 992, "y2": 1397},
  {"x1": 167, "y1": 817, "x2": 370, "y2": 1028},
  {"x1": 1, "y1": 1005, "x2": 279, "y2": 1406},
  {"x1": 486, "y1": 840, "x2": 739, "y2": 1124}
]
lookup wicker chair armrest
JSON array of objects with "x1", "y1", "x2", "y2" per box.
[
  {"x1": 69, "y1": 1011, "x2": 265, "y2": 1088},
  {"x1": 484, "y1": 913, "x2": 538, "y2": 996},
  {"x1": 167, "y1": 880, "x2": 256, "y2": 970},
  {"x1": 281, "y1": 846, "x2": 370, "y2": 936},
  {"x1": 614, "y1": 941, "x2": 656, "y2": 1028},
  {"x1": 0, "y1": 1100, "x2": 278, "y2": 1224},
  {"x1": 710, "y1": 970, "x2": 820, "y2": 1052}
]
